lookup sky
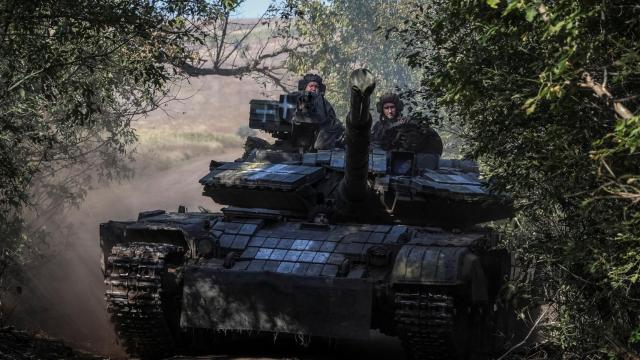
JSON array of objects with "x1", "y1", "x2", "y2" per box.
[{"x1": 232, "y1": 0, "x2": 273, "y2": 18}]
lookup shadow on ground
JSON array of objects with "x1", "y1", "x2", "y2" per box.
[{"x1": 168, "y1": 330, "x2": 405, "y2": 360}]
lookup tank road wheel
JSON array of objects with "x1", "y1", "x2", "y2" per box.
[
  {"x1": 104, "y1": 243, "x2": 185, "y2": 359},
  {"x1": 394, "y1": 288, "x2": 483, "y2": 360}
]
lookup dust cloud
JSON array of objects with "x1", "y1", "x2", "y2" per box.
[{"x1": 7, "y1": 73, "x2": 272, "y2": 358}]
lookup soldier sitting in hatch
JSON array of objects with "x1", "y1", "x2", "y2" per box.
[
  {"x1": 292, "y1": 74, "x2": 344, "y2": 150},
  {"x1": 372, "y1": 92, "x2": 443, "y2": 156},
  {"x1": 372, "y1": 93, "x2": 409, "y2": 143}
]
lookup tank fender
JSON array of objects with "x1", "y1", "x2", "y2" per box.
[
  {"x1": 124, "y1": 224, "x2": 193, "y2": 256},
  {"x1": 99, "y1": 221, "x2": 132, "y2": 274},
  {"x1": 391, "y1": 245, "x2": 488, "y2": 303},
  {"x1": 101, "y1": 220, "x2": 195, "y2": 260}
]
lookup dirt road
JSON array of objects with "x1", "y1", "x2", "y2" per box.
[{"x1": 10, "y1": 150, "x2": 239, "y2": 358}]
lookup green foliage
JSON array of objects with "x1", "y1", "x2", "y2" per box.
[
  {"x1": 398, "y1": 0, "x2": 640, "y2": 357},
  {"x1": 287, "y1": 0, "x2": 419, "y2": 118},
  {"x1": 286, "y1": 0, "x2": 463, "y2": 156},
  {"x1": 0, "y1": 0, "x2": 232, "y2": 284}
]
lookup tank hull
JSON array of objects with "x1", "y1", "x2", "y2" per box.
[
  {"x1": 101, "y1": 211, "x2": 512, "y2": 359},
  {"x1": 181, "y1": 267, "x2": 372, "y2": 339}
]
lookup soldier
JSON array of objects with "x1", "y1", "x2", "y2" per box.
[
  {"x1": 371, "y1": 93, "x2": 408, "y2": 143},
  {"x1": 293, "y1": 74, "x2": 344, "y2": 150},
  {"x1": 372, "y1": 92, "x2": 443, "y2": 155}
]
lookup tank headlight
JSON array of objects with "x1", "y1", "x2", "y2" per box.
[{"x1": 196, "y1": 238, "x2": 215, "y2": 258}]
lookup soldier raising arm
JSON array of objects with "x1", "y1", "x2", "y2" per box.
[{"x1": 294, "y1": 74, "x2": 344, "y2": 150}]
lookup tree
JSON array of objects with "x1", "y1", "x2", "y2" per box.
[
  {"x1": 0, "y1": 0, "x2": 301, "y2": 304},
  {"x1": 397, "y1": 0, "x2": 640, "y2": 357},
  {"x1": 286, "y1": 0, "x2": 465, "y2": 156},
  {"x1": 180, "y1": 0, "x2": 303, "y2": 90},
  {"x1": 287, "y1": 0, "x2": 419, "y2": 117}
]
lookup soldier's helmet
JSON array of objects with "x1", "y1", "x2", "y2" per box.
[
  {"x1": 376, "y1": 93, "x2": 404, "y2": 117},
  {"x1": 298, "y1": 73, "x2": 326, "y2": 94}
]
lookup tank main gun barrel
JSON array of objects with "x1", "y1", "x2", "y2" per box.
[{"x1": 338, "y1": 69, "x2": 376, "y2": 205}]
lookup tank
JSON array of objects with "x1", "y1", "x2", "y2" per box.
[{"x1": 101, "y1": 69, "x2": 515, "y2": 360}]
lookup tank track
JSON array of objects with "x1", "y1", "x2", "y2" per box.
[
  {"x1": 104, "y1": 242, "x2": 184, "y2": 359},
  {"x1": 394, "y1": 289, "x2": 461, "y2": 360}
]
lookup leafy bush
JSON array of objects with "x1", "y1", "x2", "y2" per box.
[
  {"x1": 398, "y1": 0, "x2": 640, "y2": 357},
  {"x1": 0, "y1": 0, "x2": 232, "y2": 316}
]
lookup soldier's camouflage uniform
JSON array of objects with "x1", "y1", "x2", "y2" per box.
[
  {"x1": 372, "y1": 93, "x2": 443, "y2": 155},
  {"x1": 371, "y1": 116, "x2": 408, "y2": 144},
  {"x1": 294, "y1": 91, "x2": 344, "y2": 150},
  {"x1": 294, "y1": 74, "x2": 344, "y2": 150}
]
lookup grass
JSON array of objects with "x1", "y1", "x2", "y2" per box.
[
  {"x1": 137, "y1": 129, "x2": 243, "y2": 147},
  {"x1": 133, "y1": 128, "x2": 244, "y2": 172},
  {"x1": 225, "y1": 25, "x2": 273, "y2": 43}
]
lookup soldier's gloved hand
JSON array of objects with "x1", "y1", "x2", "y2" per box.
[{"x1": 296, "y1": 92, "x2": 314, "y2": 114}]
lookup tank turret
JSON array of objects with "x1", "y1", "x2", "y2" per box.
[{"x1": 200, "y1": 67, "x2": 511, "y2": 226}]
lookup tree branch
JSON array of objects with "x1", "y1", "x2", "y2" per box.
[
  {"x1": 578, "y1": 72, "x2": 635, "y2": 119},
  {"x1": 214, "y1": 11, "x2": 230, "y2": 69},
  {"x1": 180, "y1": 43, "x2": 307, "y2": 79},
  {"x1": 217, "y1": 11, "x2": 267, "y2": 66},
  {"x1": 254, "y1": 68, "x2": 290, "y2": 92},
  {"x1": 180, "y1": 62, "x2": 252, "y2": 76},
  {"x1": 496, "y1": 306, "x2": 551, "y2": 360}
]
